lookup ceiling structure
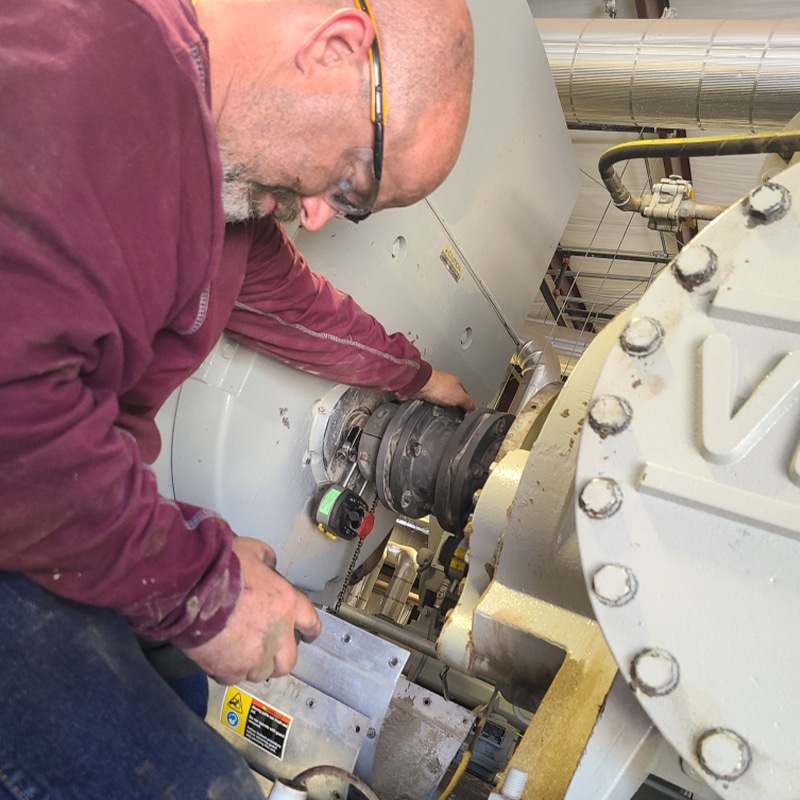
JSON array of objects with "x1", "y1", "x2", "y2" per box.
[{"x1": 523, "y1": 0, "x2": 800, "y2": 375}]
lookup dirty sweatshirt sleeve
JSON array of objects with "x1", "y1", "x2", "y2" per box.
[
  {"x1": 0, "y1": 0, "x2": 241, "y2": 648},
  {"x1": 225, "y1": 218, "x2": 433, "y2": 399}
]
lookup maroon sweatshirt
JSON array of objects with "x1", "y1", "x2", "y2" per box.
[{"x1": 0, "y1": 0, "x2": 431, "y2": 647}]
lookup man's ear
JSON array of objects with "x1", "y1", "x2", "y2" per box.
[{"x1": 295, "y1": 9, "x2": 374, "y2": 74}]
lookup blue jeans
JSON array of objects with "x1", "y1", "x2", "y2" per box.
[{"x1": 0, "y1": 572, "x2": 264, "y2": 799}]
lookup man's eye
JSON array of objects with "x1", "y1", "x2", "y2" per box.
[
  {"x1": 332, "y1": 191, "x2": 358, "y2": 211},
  {"x1": 338, "y1": 164, "x2": 358, "y2": 193}
]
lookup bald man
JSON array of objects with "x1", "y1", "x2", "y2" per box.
[{"x1": 0, "y1": 0, "x2": 474, "y2": 796}]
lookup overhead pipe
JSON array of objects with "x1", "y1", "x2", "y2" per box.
[
  {"x1": 598, "y1": 130, "x2": 800, "y2": 219},
  {"x1": 535, "y1": 18, "x2": 800, "y2": 132}
]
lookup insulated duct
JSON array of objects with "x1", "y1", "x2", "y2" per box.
[{"x1": 535, "y1": 18, "x2": 800, "y2": 131}]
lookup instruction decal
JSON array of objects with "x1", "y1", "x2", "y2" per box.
[
  {"x1": 439, "y1": 245, "x2": 463, "y2": 283},
  {"x1": 220, "y1": 685, "x2": 292, "y2": 760}
]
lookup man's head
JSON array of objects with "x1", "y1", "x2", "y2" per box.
[{"x1": 197, "y1": 0, "x2": 474, "y2": 229}]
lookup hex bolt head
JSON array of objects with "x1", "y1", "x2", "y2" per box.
[
  {"x1": 620, "y1": 317, "x2": 665, "y2": 358},
  {"x1": 406, "y1": 441, "x2": 422, "y2": 458},
  {"x1": 579, "y1": 477, "x2": 623, "y2": 519},
  {"x1": 588, "y1": 395, "x2": 633, "y2": 438},
  {"x1": 697, "y1": 728, "x2": 752, "y2": 781},
  {"x1": 747, "y1": 181, "x2": 791, "y2": 224},
  {"x1": 592, "y1": 563, "x2": 638, "y2": 606},
  {"x1": 630, "y1": 648, "x2": 680, "y2": 696},
  {"x1": 673, "y1": 244, "x2": 718, "y2": 290}
]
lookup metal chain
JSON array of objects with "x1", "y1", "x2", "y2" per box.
[{"x1": 333, "y1": 494, "x2": 379, "y2": 615}]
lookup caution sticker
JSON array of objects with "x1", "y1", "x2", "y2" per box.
[
  {"x1": 220, "y1": 686, "x2": 292, "y2": 761},
  {"x1": 439, "y1": 245, "x2": 463, "y2": 283}
]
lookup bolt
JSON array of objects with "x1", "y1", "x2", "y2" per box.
[
  {"x1": 406, "y1": 441, "x2": 422, "y2": 458},
  {"x1": 579, "y1": 477, "x2": 623, "y2": 519},
  {"x1": 673, "y1": 244, "x2": 717, "y2": 290},
  {"x1": 747, "y1": 181, "x2": 791, "y2": 224},
  {"x1": 620, "y1": 317, "x2": 664, "y2": 357},
  {"x1": 388, "y1": 656, "x2": 400, "y2": 669},
  {"x1": 697, "y1": 728, "x2": 752, "y2": 781},
  {"x1": 306, "y1": 698, "x2": 315, "y2": 708},
  {"x1": 588, "y1": 395, "x2": 633, "y2": 438},
  {"x1": 630, "y1": 648, "x2": 680, "y2": 696},
  {"x1": 400, "y1": 490, "x2": 413, "y2": 509},
  {"x1": 366, "y1": 727, "x2": 376, "y2": 739},
  {"x1": 341, "y1": 633, "x2": 352, "y2": 644},
  {"x1": 592, "y1": 563, "x2": 637, "y2": 606}
]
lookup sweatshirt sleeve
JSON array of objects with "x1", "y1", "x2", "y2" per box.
[
  {"x1": 225, "y1": 217, "x2": 433, "y2": 399},
  {"x1": 0, "y1": 0, "x2": 240, "y2": 648}
]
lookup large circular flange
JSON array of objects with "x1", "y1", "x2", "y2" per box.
[
  {"x1": 385, "y1": 401, "x2": 462, "y2": 518},
  {"x1": 433, "y1": 409, "x2": 514, "y2": 535},
  {"x1": 574, "y1": 175, "x2": 800, "y2": 799},
  {"x1": 373, "y1": 400, "x2": 423, "y2": 512}
]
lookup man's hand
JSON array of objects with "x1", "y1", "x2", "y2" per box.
[
  {"x1": 413, "y1": 368, "x2": 476, "y2": 412},
  {"x1": 182, "y1": 537, "x2": 322, "y2": 685}
]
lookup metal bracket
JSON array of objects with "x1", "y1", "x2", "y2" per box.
[{"x1": 641, "y1": 175, "x2": 693, "y2": 232}]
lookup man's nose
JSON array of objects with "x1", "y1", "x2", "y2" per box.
[{"x1": 299, "y1": 196, "x2": 339, "y2": 231}]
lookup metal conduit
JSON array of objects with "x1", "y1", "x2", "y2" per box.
[{"x1": 535, "y1": 18, "x2": 800, "y2": 131}]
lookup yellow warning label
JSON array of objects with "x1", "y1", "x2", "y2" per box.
[
  {"x1": 220, "y1": 686, "x2": 292, "y2": 760},
  {"x1": 227, "y1": 691, "x2": 244, "y2": 714},
  {"x1": 449, "y1": 546, "x2": 467, "y2": 575},
  {"x1": 439, "y1": 245, "x2": 463, "y2": 283}
]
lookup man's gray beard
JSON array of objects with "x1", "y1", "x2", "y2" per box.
[{"x1": 220, "y1": 159, "x2": 301, "y2": 225}]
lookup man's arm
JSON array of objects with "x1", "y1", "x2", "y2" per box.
[
  {"x1": 0, "y1": 0, "x2": 244, "y2": 652},
  {"x1": 225, "y1": 217, "x2": 475, "y2": 410}
]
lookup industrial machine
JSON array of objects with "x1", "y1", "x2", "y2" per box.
[{"x1": 154, "y1": 3, "x2": 800, "y2": 799}]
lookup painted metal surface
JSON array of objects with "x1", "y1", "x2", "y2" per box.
[
  {"x1": 293, "y1": 0, "x2": 579, "y2": 407},
  {"x1": 151, "y1": 336, "x2": 398, "y2": 604},
  {"x1": 575, "y1": 163, "x2": 800, "y2": 798},
  {"x1": 498, "y1": 595, "x2": 618, "y2": 800}
]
